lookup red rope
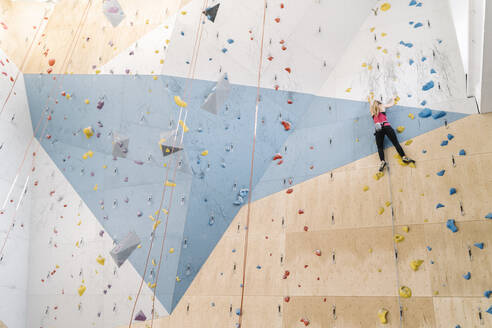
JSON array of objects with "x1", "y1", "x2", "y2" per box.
[{"x1": 238, "y1": 1, "x2": 268, "y2": 326}]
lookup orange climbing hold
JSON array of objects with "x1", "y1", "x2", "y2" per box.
[
  {"x1": 281, "y1": 120, "x2": 291, "y2": 131},
  {"x1": 48, "y1": 58, "x2": 56, "y2": 66},
  {"x1": 286, "y1": 188, "x2": 293, "y2": 194},
  {"x1": 267, "y1": 56, "x2": 273, "y2": 61},
  {"x1": 285, "y1": 67, "x2": 291, "y2": 73},
  {"x1": 275, "y1": 17, "x2": 280, "y2": 23}
]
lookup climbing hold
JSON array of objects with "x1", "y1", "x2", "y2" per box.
[
  {"x1": 378, "y1": 207, "x2": 385, "y2": 215},
  {"x1": 78, "y1": 285, "x2": 87, "y2": 296},
  {"x1": 436, "y1": 169, "x2": 445, "y2": 176},
  {"x1": 110, "y1": 231, "x2": 141, "y2": 267},
  {"x1": 380, "y1": 3, "x2": 391, "y2": 11},
  {"x1": 485, "y1": 213, "x2": 492, "y2": 219},
  {"x1": 394, "y1": 234, "x2": 404, "y2": 242},
  {"x1": 418, "y1": 108, "x2": 432, "y2": 118},
  {"x1": 174, "y1": 95, "x2": 188, "y2": 107},
  {"x1": 399, "y1": 286, "x2": 412, "y2": 298},
  {"x1": 274, "y1": 17, "x2": 280, "y2": 23},
  {"x1": 203, "y1": 3, "x2": 220, "y2": 22},
  {"x1": 363, "y1": 185, "x2": 369, "y2": 192},
  {"x1": 422, "y1": 81, "x2": 435, "y2": 91},
  {"x1": 396, "y1": 126, "x2": 405, "y2": 133},
  {"x1": 402, "y1": 226, "x2": 409, "y2": 233},
  {"x1": 459, "y1": 149, "x2": 466, "y2": 156},
  {"x1": 300, "y1": 318, "x2": 310, "y2": 326},
  {"x1": 374, "y1": 172, "x2": 384, "y2": 180},
  {"x1": 432, "y1": 111, "x2": 446, "y2": 119},
  {"x1": 83, "y1": 126, "x2": 94, "y2": 139},
  {"x1": 165, "y1": 180, "x2": 176, "y2": 187},
  {"x1": 405, "y1": 139, "x2": 413, "y2": 146},
  {"x1": 399, "y1": 41, "x2": 414, "y2": 48},
  {"x1": 345, "y1": 88, "x2": 352, "y2": 92},
  {"x1": 285, "y1": 67, "x2": 291, "y2": 74},
  {"x1": 284, "y1": 296, "x2": 290, "y2": 302},
  {"x1": 179, "y1": 120, "x2": 189, "y2": 132},
  {"x1": 96, "y1": 255, "x2": 105, "y2": 265},
  {"x1": 84, "y1": 99, "x2": 90, "y2": 104},
  {"x1": 446, "y1": 219, "x2": 458, "y2": 233},
  {"x1": 487, "y1": 306, "x2": 492, "y2": 315},
  {"x1": 447, "y1": 134, "x2": 454, "y2": 140},
  {"x1": 281, "y1": 120, "x2": 291, "y2": 131},
  {"x1": 48, "y1": 58, "x2": 56, "y2": 66},
  {"x1": 484, "y1": 290, "x2": 492, "y2": 298},
  {"x1": 410, "y1": 260, "x2": 424, "y2": 271},
  {"x1": 436, "y1": 203, "x2": 445, "y2": 209},
  {"x1": 474, "y1": 243, "x2": 484, "y2": 249},
  {"x1": 463, "y1": 272, "x2": 471, "y2": 280},
  {"x1": 378, "y1": 308, "x2": 389, "y2": 324},
  {"x1": 169, "y1": 248, "x2": 175, "y2": 254},
  {"x1": 201, "y1": 150, "x2": 209, "y2": 156},
  {"x1": 314, "y1": 249, "x2": 322, "y2": 256},
  {"x1": 450, "y1": 188, "x2": 457, "y2": 195},
  {"x1": 134, "y1": 310, "x2": 147, "y2": 321},
  {"x1": 385, "y1": 201, "x2": 391, "y2": 207},
  {"x1": 441, "y1": 140, "x2": 448, "y2": 146}
]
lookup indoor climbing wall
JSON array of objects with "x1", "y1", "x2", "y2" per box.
[{"x1": 0, "y1": 0, "x2": 491, "y2": 327}]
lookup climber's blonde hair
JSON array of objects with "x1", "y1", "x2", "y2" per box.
[{"x1": 370, "y1": 100, "x2": 382, "y2": 117}]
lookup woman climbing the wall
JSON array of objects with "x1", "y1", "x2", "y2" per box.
[{"x1": 368, "y1": 95, "x2": 415, "y2": 172}]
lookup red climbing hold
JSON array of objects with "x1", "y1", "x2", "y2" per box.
[
  {"x1": 274, "y1": 85, "x2": 279, "y2": 91},
  {"x1": 303, "y1": 226, "x2": 309, "y2": 231},
  {"x1": 277, "y1": 160, "x2": 283, "y2": 165},
  {"x1": 284, "y1": 296, "x2": 290, "y2": 302},
  {"x1": 314, "y1": 249, "x2": 321, "y2": 256},
  {"x1": 286, "y1": 188, "x2": 293, "y2": 194},
  {"x1": 285, "y1": 67, "x2": 291, "y2": 73},
  {"x1": 267, "y1": 56, "x2": 273, "y2": 61},
  {"x1": 281, "y1": 120, "x2": 291, "y2": 131},
  {"x1": 282, "y1": 270, "x2": 290, "y2": 279},
  {"x1": 47, "y1": 67, "x2": 53, "y2": 74},
  {"x1": 298, "y1": 209, "x2": 304, "y2": 214},
  {"x1": 282, "y1": 46, "x2": 287, "y2": 51},
  {"x1": 48, "y1": 58, "x2": 56, "y2": 66},
  {"x1": 300, "y1": 318, "x2": 310, "y2": 326},
  {"x1": 287, "y1": 99, "x2": 293, "y2": 104},
  {"x1": 273, "y1": 154, "x2": 282, "y2": 161},
  {"x1": 275, "y1": 17, "x2": 280, "y2": 23},
  {"x1": 279, "y1": 40, "x2": 285, "y2": 44},
  {"x1": 280, "y1": 3, "x2": 284, "y2": 8}
]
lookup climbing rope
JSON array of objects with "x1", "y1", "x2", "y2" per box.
[
  {"x1": 127, "y1": 0, "x2": 209, "y2": 326},
  {"x1": 0, "y1": 0, "x2": 93, "y2": 262},
  {"x1": 238, "y1": 0, "x2": 268, "y2": 326}
]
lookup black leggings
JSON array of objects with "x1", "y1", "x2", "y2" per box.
[{"x1": 375, "y1": 125, "x2": 405, "y2": 161}]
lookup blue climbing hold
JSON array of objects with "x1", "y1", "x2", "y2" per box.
[
  {"x1": 431, "y1": 68, "x2": 437, "y2": 74},
  {"x1": 400, "y1": 41, "x2": 414, "y2": 48},
  {"x1": 485, "y1": 290, "x2": 492, "y2": 298},
  {"x1": 422, "y1": 81, "x2": 434, "y2": 91},
  {"x1": 409, "y1": 0, "x2": 417, "y2": 5},
  {"x1": 414, "y1": 22, "x2": 423, "y2": 28},
  {"x1": 485, "y1": 213, "x2": 492, "y2": 219},
  {"x1": 447, "y1": 134, "x2": 454, "y2": 140},
  {"x1": 427, "y1": 246, "x2": 432, "y2": 251},
  {"x1": 436, "y1": 203, "x2": 445, "y2": 209},
  {"x1": 459, "y1": 149, "x2": 466, "y2": 156},
  {"x1": 432, "y1": 111, "x2": 446, "y2": 119},
  {"x1": 232, "y1": 249, "x2": 236, "y2": 253},
  {"x1": 180, "y1": 31, "x2": 185, "y2": 36},
  {"x1": 421, "y1": 56, "x2": 427, "y2": 62},
  {"x1": 422, "y1": 149, "x2": 427, "y2": 154},
  {"x1": 222, "y1": 48, "x2": 228, "y2": 53},
  {"x1": 409, "y1": 59, "x2": 414, "y2": 65},
  {"x1": 487, "y1": 305, "x2": 492, "y2": 315},
  {"x1": 430, "y1": 260, "x2": 434, "y2": 264},
  {"x1": 449, "y1": 188, "x2": 457, "y2": 195},
  {"x1": 409, "y1": 21, "x2": 414, "y2": 25},
  {"x1": 235, "y1": 309, "x2": 241, "y2": 316},
  {"x1": 421, "y1": 100, "x2": 427, "y2": 106},
  {"x1": 418, "y1": 108, "x2": 432, "y2": 118},
  {"x1": 474, "y1": 243, "x2": 484, "y2": 249},
  {"x1": 437, "y1": 169, "x2": 445, "y2": 176},
  {"x1": 446, "y1": 219, "x2": 458, "y2": 233},
  {"x1": 416, "y1": 2, "x2": 422, "y2": 7},
  {"x1": 256, "y1": 265, "x2": 261, "y2": 269},
  {"x1": 441, "y1": 140, "x2": 448, "y2": 146},
  {"x1": 227, "y1": 39, "x2": 234, "y2": 44},
  {"x1": 463, "y1": 272, "x2": 471, "y2": 280}
]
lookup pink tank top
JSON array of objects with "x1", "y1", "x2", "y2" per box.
[{"x1": 373, "y1": 112, "x2": 390, "y2": 125}]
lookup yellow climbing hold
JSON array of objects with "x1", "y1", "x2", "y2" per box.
[
  {"x1": 396, "y1": 126, "x2": 405, "y2": 133},
  {"x1": 381, "y1": 32, "x2": 387, "y2": 37},
  {"x1": 408, "y1": 113, "x2": 415, "y2": 119},
  {"x1": 409, "y1": 162, "x2": 416, "y2": 168},
  {"x1": 394, "y1": 234, "x2": 404, "y2": 242},
  {"x1": 153, "y1": 220, "x2": 162, "y2": 231},
  {"x1": 181, "y1": 11, "x2": 187, "y2": 15},
  {"x1": 176, "y1": 276, "x2": 181, "y2": 282},
  {"x1": 174, "y1": 95, "x2": 188, "y2": 108},
  {"x1": 95, "y1": 70, "x2": 101, "y2": 74},
  {"x1": 83, "y1": 126, "x2": 94, "y2": 139},
  {"x1": 165, "y1": 180, "x2": 176, "y2": 187},
  {"x1": 378, "y1": 207, "x2": 385, "y2": 215},
  {"x1": 78, "y1": 285, "x2": 87, "y2": 296},
  {"x1": 169, "y1": 248, "x2": 175, "y2": 254},
  {"x1": 96, "y1": 255, "x2": 105, "y2": 266},
  {"x1": 378, "y1": 308, "x2": 389, "y2": 324},
  {"x1": 84, "y1": 99, "x2": 90, "y2": 104},
  {"x1": 153, "y1": 75, "x2": 158, "y2": 80},
  {"x1": 405, "y1": 139, "x2": 413, "y2": 146},
  {"x1": 374, "y1": 171, "x2": 384, "y2": 180},
  {"x1": 381, "y1": 3, "x2": 391, "y2": 11},
  {"x1": 152, "y1": 259, "x2": 156, "y2": 266},
  {"x1": 148, "y1": 282, "x2": 156, "y2": 289},
  {"x1": 402, "y1": 226, "x2": 409, "y2": 233},
  {"x1": 162, "y1": 208, "x2": 169, "y2": 214},
  {"x1": 345, "y1": 88, "x2": 352, "y2": 93},
  {"x1": 368, "y1": 248, "x2": 373, "y2": 253},
  {"x1": 93, "y1": 184, "x2": 98, "y2": 191},
  {"x1": 103, "y1": 165, "x2": 107, "y2": 169},
  {"x1": 179, "y1": 120, "x2": 189, "y2": 132},
  {"x1": 87, "y1": 150, "x2": 94, "y2": 157},
  {"x1": 410, "y1": 260, "x2": 424, "y2": 271},
  {"x1": 201, "y1": 150, "x2": 209, "y2": 156},
  {"x1": 399, "y1": 286, "x2": 412, "y2": 298},
  {"x1": 137, "y1": 244, "x2": 142, "y2": 248},
  {"x1": 82, "y1": 153, "x2": 88, "y2": 160},
  {"x1": 385, "y1": 201, "x2": 391, "y2": 207},
  {"x1": 362, "y1": 62, "x2": 367, "y2": 67},
  {"x1": 370, "y1": 27, "x2": 376, "y2": 32},
  {"x1": 363, "y1": 185, "x2": 369, "y2": 192},
  {"x1": 382, "y1": 49, "x2": 388, "y2": 54}
]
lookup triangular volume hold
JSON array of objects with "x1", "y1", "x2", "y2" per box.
[{"x1": 203, "y1": 3, "x2": 220, "y2": 23}]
